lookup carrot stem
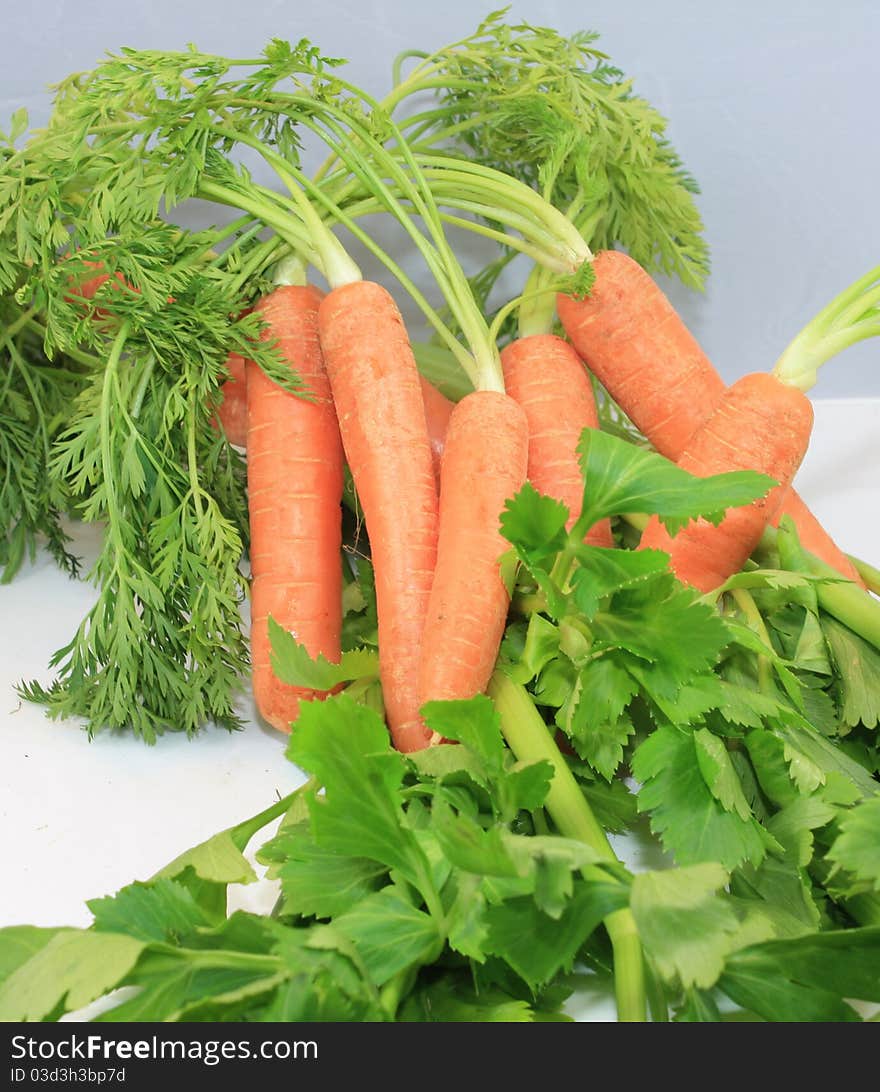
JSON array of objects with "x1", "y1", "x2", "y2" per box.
[
  {"x1": 271, "y1": 253, "x2": 308, "y2": 288},
  {"x1": 772, "y1": 264, "x2": 880, "y2": 392},
  {"x1": 196, "y1": 179, "x2": 321, "y2": 270},
  {"x1": 516, "y1": 264, "x2": 558, "y2": 338}
]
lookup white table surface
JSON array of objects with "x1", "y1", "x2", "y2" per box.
[{"x1": 2, "y1": 397, "x2": 878, "y2": 1021}]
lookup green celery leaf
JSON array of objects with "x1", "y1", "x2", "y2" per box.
[
  {"x1": 505, "y1": 835, "x2": 603, "y2": 919},
  {"x1": 422, "y1": 695, "x2": 553, "y2": 818},
  {"x1": 572, "y1": 769, "x2": 639, "y2": 834},
  {"x1": 286, "y1": 695, "x2": 433, "y2": 894},
  {"x1": 674, "y1": 988, "x2": 723, "y2": 1022},
  {"x1": 556, "y1": 658, "x2": 636, "y2": 780},
  {"x1": 771, "y1": 721, "x2": 878, "y2": 799},
  {"x1": 421, "y1": 694, "x2": 506, "y2": 771},
  {"x1": 720, "y1": 927, "x2": 880, "y2": 1020},
  {"x1": 432, "y1": 800, "x2": 600, "y2": 919},
  {"x1": 269, "y1": 834, "x2": 387, "y2": 919},
  {"x1": 187, "y1": 910, "x2": 281, "y2": 955},
  {"x1": 151, "y1": 791, "x2": 293, "y2": 891},
  {"x1": 717, "y1": 569, "x2": 828, "y2": 594},
  {"x1": 729, "y1": 857, "x2": 822, "y2": 937},
  {"x1": 823, "y1": 615, "x2": 880, "y2": 729},
  {"x1": 631, "y1": 863, "x2": 739, "y2": 989},
  {"x1": 693, "y1": 729, "x2": 753, "y2": 820},
  {"x1": 636, "y1": 674, "x2": 723, "y2": 729},
  {"x1": 485, "y1": 881, "x2": 627, "y2": 992},
  {"x1": 709, "y1": 680, "x2": 798, "y2": 731},
  {"x1": 272, "y1": 927, "x2": 386, "y2": 1021},
  {"x1": 826, "y1": 796, "x2": 880, "y2": 892},
  {"x1": 405, "y1": 741, "x2": 487, "y2": 783},
  {"x1": 0, "y1": 930, "x2": 146, "y2": 1021},
  {"x1": 152, "y1": 827, "x2": 256, "y2": 921},
  {"x1": 504, "y1": 761, "x2": 555, "y2": 813},
  {"x1": 765, "y1": 795, "x2": 838, "y2": 868},
  {"x1": 744, "y1": 727, "x2": 807, "y2": 808},
  {"x1": 499, "y1": 481, "x2": 569, "y2": 562},
  {"x1": 257, "y1": 972, "x2": 380, "y2": 1023},
  {"x1": 570, "y1": 656, "x2": 637, "y2": 734},
  {"x1": 341, "y1": 555, "x2": 378, "y2": 651},
  {"x1": 254, "y1": 794, "x2": 312, "y2": 879},
  {"x1": 0, "y1": 926, "x2": 67, "y2": 986},
  {"x1": 531, "y1": 854, "x2": 574, "y2": 920},
  {"x1": 534, "y1": 656, "x2": 577, "y2": 708},
  {"x1": 505, "y1": 613, "x2": 561, "y2": 685},
  {"x1": 632, "y1": 725, "x2": 777, "y2": 870},
  {"x1": 720, "y1": 972, "x2": 858, "y2": 1022},
  {"x1": 95, "y1": 950, "x2": 284, "y2": 1023},
  {"x1": 592, "y1": 579, "x2": 730, "y2": 695},
  {"x1": 328, "y1": 887, "x2": 441, "y2": 987},
  {"x1": 401, "y1": 976, "x2": 562, "y2": 1022},
  {"x1": 575, "y1": 429, "x2": 774, "y2": 537},
  {"x1": 799, "y1": 681, "x2": 841, "y2": 737},
  {"x1": 269, "y1": 615, "x2": 378, "y2": 690},
  {"x1": 792, "y1": 610, "x2": 834, "y2": 675},
  {"x1": 430, "y1": 800, "x2": 521, "y2": 879},
  {"x1": 570, "y1": 545, "x2": 670, "y2": 619},
  {"x1": 443, "y1": 873, "x2": 489, "y2": 961},
  {"x1": 87, "y1": 879, "x2": 211, "y2": 945},
  {"x1": 723, "y1": 619, "x2": 807, "y2": 709}
]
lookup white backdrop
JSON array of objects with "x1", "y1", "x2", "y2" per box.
[{"x1": 2, "y1": 0, "x2": 878, "y2": 396}]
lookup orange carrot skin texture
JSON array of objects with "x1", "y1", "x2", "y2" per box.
[
  {"x1": 247, "y1": 284, "x2": 344, "y2": 733},
  {"x1": 557, "y1": 250, "x2": 864, "y2": 585},
  {"x1": 639, "y1": 372, "x2": 814, "y2": 593},
  {"x1": 214, "y1": 305, "x2": 256, "y2": 448},
  {"x1": 419, "y1": 390, "x2": 529, "y2": 724},
  {"x1": 501, "y1": 334, "x2": 614, "y2": 547},
  {"x1": 215, "y1": 351, "x2": 249, "y2": 446},
  {"x1": 212, "y1": 367, "x2": 451, "y2": 469},
  {"x1": 318, "y1": 281, "x2": 439, "y2": 753},
  {"x1": 64, "y1": 262, "x2": 128, "y2": 318},
  {"x1": 419, "y1": 374, "x2": 454, "y2": 488},
  {"x1": 557, "y1": 251, "x2": 726, "y2": 461},
  {"x1": 71, "y1": 266, "x2": 111, "y2": 302}
]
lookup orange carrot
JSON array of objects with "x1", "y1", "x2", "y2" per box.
[
  {"x1": 317, "y1": 280, "x2": 439, "y2": 753},
  {"x1": 214, "y1": 350, "x2": 249, "y2": 446},
  {"x1": 213, "y1": 305, "x2": 254, "y2": 447},
  {"x1": 213, "y1": 362, "x2": 452, "y2": 472},
  {"x1": 418, "y1": 390, "x2": 529, "y2": 726},
  {"x1": 247, "y1": 284, "x2": 344, "y2": 732},
  {"x1": 69, "y1": 264, "x2": 113, "y2": 302},
  {"x1": 638, "y1": 371, "x2": 814, "y2": 593},
  {"x1": 419, "y1": 374, "x2": 454, "y2": 488},
  {"x1": 556, "y1": 251, "x2": 725, "y2": 458},
  {"x1": 63, "y1": 261, "x2": 129, "y2": 318},
  {"x1": 500, "y1": 334, "x2": 614, "y2": 547},
  {"x1": 68, "y1": 258, "x2": 254, "y2": 450},
  {"x1": 556, "y1": 249, "x2": 865, "y2": 585}
]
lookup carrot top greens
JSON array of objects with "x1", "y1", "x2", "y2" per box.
[{"x1": 381, "y1": 10, "x2": 709, "y2": 289}]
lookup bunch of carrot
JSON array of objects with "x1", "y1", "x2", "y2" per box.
[
  {"x1": 55, "y1": 41, "x2": 874, "y2": 756},
  {"x1": 229, "y1": 250, "x2": 874, "y2": 754},
  {"x1": 69, "y1": 233, "x2": 874, "y2": 759}
]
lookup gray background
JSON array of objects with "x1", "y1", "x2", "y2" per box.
[{"x1": 3, "y1": 0, "x2": 878, "y2": 397}]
